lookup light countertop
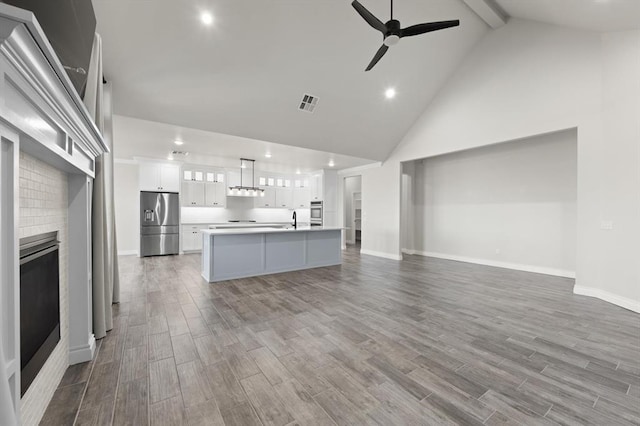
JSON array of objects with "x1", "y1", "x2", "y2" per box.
[
  {"x1": 201, "y1": 226, "x2": 344, "y2": 236},
  {"x1": 182, "y1": 222, "x2": 299, "y2": 228}
]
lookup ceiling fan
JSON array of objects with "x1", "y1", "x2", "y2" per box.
[{"x1": 351, "y1": 0, "x2": 460, "y2": 71}]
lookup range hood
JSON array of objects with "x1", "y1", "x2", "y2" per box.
[{"x1": 228, "y1": 158, "x2": 265, "y2": 197}]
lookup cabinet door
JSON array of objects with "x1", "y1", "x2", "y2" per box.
[
  {"x1": 182, "y1": 181, "x2": 205, "y2": 206},
  {"x1": 196, "y1": 229, "x2": 205, "y2": 251},
  {"x1": 275, "y1": 188, "x2": 293, "y2": 209},
  {"x1": 182, "y1": 227, "x2": 198, "y2": 251},
  {"x1": 160, "y1": 165, "x2": 180, "y2": 192},
  {"x1": 139, "y1": 163, "x2": 161, "y2": 191},
  {"x1": 214, "y1": 182, "x2": 226, "y2": 206},
  {"x1": 310, "y1": 174, "x2": 323, "y2": 201},
  {"x1": 255, "y1": 187, "x2": 276, "y2": 208},
  {"x1": 292, "y1": 187, "x2": 310, "y2": 209},
  {"x1": 204, "y1": 182, "x2": 226, "y2": 207},
  {"x1": 227, "y1": 170, "x2": 241, "y2": 187}
]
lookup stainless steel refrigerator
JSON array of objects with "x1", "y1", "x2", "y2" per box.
[{"x1": 140, "y1": 191, "x2": 180, "y2": 257}]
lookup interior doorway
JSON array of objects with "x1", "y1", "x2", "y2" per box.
[{"x1": 343, "y1": 175, "x2": 362, "y2": 246}]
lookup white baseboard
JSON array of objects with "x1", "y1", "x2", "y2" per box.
[
  {"x1": 117, "y1": 249, "x2": 138, "y2": 256},
  {"x1": 360, "y1": 249, "x2": 402, "y2": 261},
  {"x1": 69, "y1": 335, "x2": 96, "y2": 365},
  {"x1": 407, "y1": 250, "x2": 575, "y2": 279},
  {"x1": 573, "y1": 286, "x2": 640, "y2": 313}
]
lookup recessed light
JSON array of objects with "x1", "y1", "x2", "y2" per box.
[
  {"x1": 328, "y1": 160, "x2": 335, "y2": 167},
  {"x1": 385, "y1": 88, "x2": 396, "y2": 99},
  {"x1": 174, "y1": 140, "x2": 184, "y2": 146},
  {"x1": 265, "y1": 153, "x2": 272, "y2": 158},
  {"x1": 295, "y1": 169, "x2": 301, "y2": 175},
  {"x1": 167, "y1": 156, "x2": 174, "y2": 161},
  {"x1": 200, "y1": 12, "x2": 213, "y2": 26}
]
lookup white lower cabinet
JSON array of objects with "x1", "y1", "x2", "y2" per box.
[{"x1": 182, "y1": 225, "x2": 204, "y2": 251}]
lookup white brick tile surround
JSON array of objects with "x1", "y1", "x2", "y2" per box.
[{"x1": 18, "y1": 152, "x2": 69, "y2": 426}]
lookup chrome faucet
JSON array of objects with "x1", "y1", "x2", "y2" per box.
[{"x1": 292, "y1": 210, "x2": 297, "y2": 229}]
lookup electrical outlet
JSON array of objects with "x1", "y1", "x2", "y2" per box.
[{"x1": 600, "y1": 220, "x2": 614, "y2": 230}]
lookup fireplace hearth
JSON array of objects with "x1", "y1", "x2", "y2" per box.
[{"x1": 19, "y1": 231, "x2": 61, "y2": 396}]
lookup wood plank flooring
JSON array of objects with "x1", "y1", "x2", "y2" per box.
[{"x1": 41, "y1": 247, "x2": 640, "y2": 425}]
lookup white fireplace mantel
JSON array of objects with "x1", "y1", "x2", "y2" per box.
[{"x1": 0, "y1": 4, "x2": 107, "y2": 424}]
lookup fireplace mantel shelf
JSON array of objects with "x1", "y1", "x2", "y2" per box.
[{"x1": 0, "y1": 4, "x2": 107, "y2": 425}]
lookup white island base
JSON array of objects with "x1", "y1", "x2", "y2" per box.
[{"x1": 201, "y1": 227, "x2": 343, "y2": 282}]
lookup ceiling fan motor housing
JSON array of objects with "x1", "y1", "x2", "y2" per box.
[{"x1": 384, "y1": 19, "x2": 401, "y2": 46}]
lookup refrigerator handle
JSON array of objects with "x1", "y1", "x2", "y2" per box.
[{"x1": 144, "y1": 209, "x2": 155, "y2": 222}]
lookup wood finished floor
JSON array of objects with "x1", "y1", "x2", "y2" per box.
[{"x1": 41, "y1": 247, "x2": 640, "y2": 425}]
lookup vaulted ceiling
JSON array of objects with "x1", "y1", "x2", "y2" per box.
[
  {"x1": 93, "y1": 0, "x2": 488, "y2": 161},
  {"x1": 93, "y1": 0, "x2": 640, "y2": 162}
]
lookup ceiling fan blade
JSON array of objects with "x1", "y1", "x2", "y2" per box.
[
  {"x1": 365, "y1": 44, "x2": 389, "y2": 71},
  {"x1": 352, "y1": 0, "x2": 386, "y2": 33},
  {"x1": 401, "y1": 20, "x2": 460, "y2": 38}
]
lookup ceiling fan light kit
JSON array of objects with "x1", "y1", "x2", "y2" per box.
[{"x1": 351, "y1": 0, "x2": 460, "y2": 71}]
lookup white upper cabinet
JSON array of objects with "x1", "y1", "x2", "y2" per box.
[
  {"x1": 255, "y1": 187, "x2": 276, "y2": 208},
  {"x1": 140, "y1": 162, "x2": 180, "y2": 192},
  {"x1": 205, "y1": 182, "x2": 226, "y2": 207},
  {"x1": 310, "y1": 173, "x2": 323, "y2": 201},
  {"x1": 292, "y1": 187, "x2": 311, "y2": 209},
  {"x1": 206, "y1": 172, "x2": 225, "y2": 183},
  {"x1": 227, "y1": 170, "x2": 241, "y2": 188},
  {"x1": 275, "y1": 188, "x2": 293, "y2": 208},
  {"x1": 182, "y1": 181, "x2": 205, "y2": 206}
]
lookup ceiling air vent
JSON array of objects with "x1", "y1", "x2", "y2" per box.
[
  {"x1": 299, "y1": 94, "x2": 318, "y2": 113},
  {"x1": 171, "y1": 151, "x2": 189, "y2": 156}
]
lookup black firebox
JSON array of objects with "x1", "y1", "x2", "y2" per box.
[{"x1": 19, "y1": 231, "x2": 60, "y2": 396}]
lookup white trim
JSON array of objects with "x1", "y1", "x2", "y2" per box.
[
  {"x1": 117, "y1": 249, "x2": 138, "y2": 256},
  {"x1": 408, "y1": 250, "x2": 576, "y2": 278},
  {"x1": 461, "y1": 0, "x2": 508, "y2": 29},
  {"x1": 0, "y1": 123, "x2": 20, "y2": 423},
  {"x1": 0, "y1": 4, "x2": 108, "y2": 154},
  {"x1": 68, "y1": 335, "x2": 96, "y2": 365},
  {"x1": 573, "y1": 286, "x2": 640, "y2": 314},
  {"x1": 338, "y1": 162, "x2": 382, "y2": 176},
  {"x1": 360, "y1": 249, "x2": 402, "y2": 261}
]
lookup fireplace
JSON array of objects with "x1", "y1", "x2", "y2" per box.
[{"x1": 19, "y1": 231, "x2": 61, "y2": 397}]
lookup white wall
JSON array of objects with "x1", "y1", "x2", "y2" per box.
[
  {"x1": 114, "y1": 162, "x2": 139, "y2": 255},
  {"x1": 361, "y1": 20, "x2": 640, "y2": 311},
  {"x1": 408, "y1": 130, "x2": 577, "y2": 277}
]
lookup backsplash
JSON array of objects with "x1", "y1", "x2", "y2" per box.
[{"x1": 181, "y1": 197, "x2": 310, "y2": 224}]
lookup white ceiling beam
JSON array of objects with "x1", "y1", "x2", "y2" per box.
[{"x1": 462, "y1": 0, "x2": 508, "y2": 29}]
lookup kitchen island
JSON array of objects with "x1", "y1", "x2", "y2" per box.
[{"x1": 201, "y1": 226, "x2": 343, "y2": 282}]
